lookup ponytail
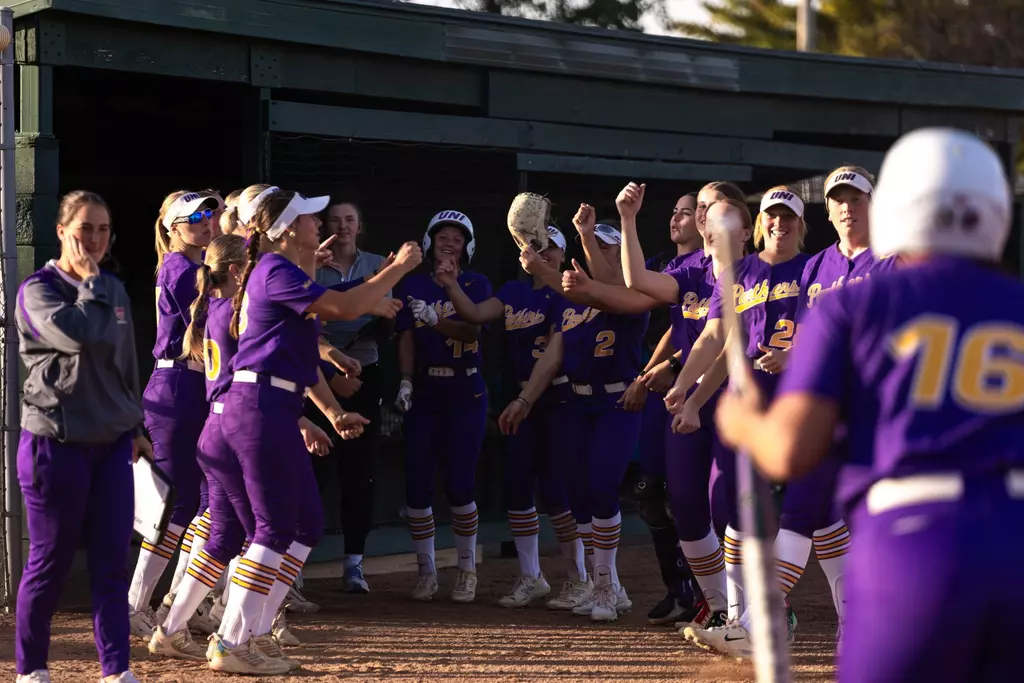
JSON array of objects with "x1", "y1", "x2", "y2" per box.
[
  {"x1": 230, "y1": 236, "x2": 262, "y2": 339},
  {"x1": 181, "y1": 264, "x2": 214, "y2": 361},
  {"x1": 155, "y1": 190, "x2": 189, "y2": 273}
]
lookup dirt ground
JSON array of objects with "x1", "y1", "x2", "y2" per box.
[{"x1": 0, "y1": 543, "x2": 837, "y2": 682}]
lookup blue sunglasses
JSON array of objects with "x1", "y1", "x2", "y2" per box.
[{"x1": 173, "y1": 209, "x2": 214, "y2": 226}]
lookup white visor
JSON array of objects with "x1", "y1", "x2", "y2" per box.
[
  {"x1": 825, "y1": 170, "x2": 874, "y2": 197},
  {"x1": 238, "y1": 186, "x2": 280, "y2": 226},
  {"x1": 545, "y1": 225, "x2": 567, "y2": 251},
  {"x1": 759, "y1": 189, "x2": 804, "y2": 218},
  {"x1": 265, "y1": 193, "x2": 330, "y2": 240},
  {"x1": 162, "y1": 192, "x2": 218, "y2": 229},
  {"x1": 577, "y1": 223, "x2": 622, "y2": 246}
]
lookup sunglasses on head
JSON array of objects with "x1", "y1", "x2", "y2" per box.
[{"x1": 173, "y1": 209, "x2": 214, "y2": 226}]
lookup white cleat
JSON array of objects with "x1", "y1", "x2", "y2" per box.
[
  {"x1": 252, "y1": 633, "x2": 302, "y2": 672},
  {"x1": 689, "y1": 620, "x2": 754, "y2": 659},
  {"x1": 188, "y1": 595, "x2": 219, "y2": 636},
  {"x1": 590, "y1": 581, "x2": 619, "y2": 623},
  {"x1": 153, "y1": 592, "x2": 174, "y2": 626},
  {"x1": 16, "y1": 671, "x2": 51, "y2": 683},
  {"x1": 272, "y1": 607, "x2": 301, "y2": 647},
  {"x1": 206, "y1": 633, "x2": 292, "y2": 675},
  {"x1": 128, "y1": 606, "x2": 157, "y2": 638},
  {"x1": 284, "y1": 582, "x2": 319, "y2": 614},
  {"x1": 450, "y1": 570, "x2": 478, "y2": 603},
  {"x1": 498, "y1": 574, "x2": 551, "y2": 608},
  {"x1": 547, "y1": 579, "x2": 593, "y2": 611},
  {"x1": 99, "y1": 672, "x2": 141, "y2": 683},
  {"x1": 411, "y1": 573, "x2": 439, "y2": 601},
  {"x1": 148, "y1": 626, "x2": 207, "y2": 661}
]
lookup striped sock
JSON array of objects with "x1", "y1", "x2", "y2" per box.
[
  {"x1": 164, "y1": 550, "x2": 226, "y2": 634},
  {"x1": 508, "y1": 508, "x2": 541, "y2": 578},
  {"x1": 814, "y1": 520, "x2": 851, "y2": 620},
  {"x1": 775, "y1": 529, "x2": 813, "y2": 596},
  {"x1": 169, "y1": 516, "x2": 201, "y2": 594},
  {"x1": 592, "y1": 513, "x2": 623, "y2": 588},
  {"x1": 171, "y1": 510, "x2": 213, "y2": 595},
  {"x1": 129, "y1": 523, "x2": 184, "y2": 611},
  {"x1": 550, "y1": 511, "x2": 586, "y2": 582},
  {"x1": 680, "y1": 529, "x2": 727, "y2": 612},
  {"x1": 578, "y1": 522, "x2": 595, "y2": 575},
  {"x1": 451, "y1": 503, "x2": 480, "y2": 573},
  {"x1": 724, "y1": 526, "x2": 744, "y2": 620},
  {"x1": 219, "y1": 548, "x2": 247, "y2": 607},
  {"x1": 219, "y1": 544, "x2": 282, "y2": 648},
  {"x1": 407, "y1": 507, "x2": 436, "y2": 576},
  {"x1": 255, "y1": 543, "x2": 312, "y2": 635}
]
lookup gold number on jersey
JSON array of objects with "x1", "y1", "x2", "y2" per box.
[
  {"x1": 204, "y1": 338, "x2": 221, "y2": 382},
  {"x1": 532, "y1": 335, "x2": 548, "y2": 359},
  {"x1": 888, "y1": 315, "x2": 1024, "y2": 413},
  {"x1": 768, "y1": 319, "x2": 796, "y2": 350},
  {"x1": 447, "y1": 338, "x2": 480, "y2": 359},
  {"x1": 594, "y1": 330, "x2": 616, "y2": 357},
  {"x1": 238, "y1": 293, "x2": 250, "y2": 336}
]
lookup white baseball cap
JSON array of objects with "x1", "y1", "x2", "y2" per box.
[
  {"x1": 824, "y1": 168, "x2": 874, "y2": 197},
  {"x1": 577, "y1": 223, "x2": 622, "y2": 246},
  {"x1": 545, "y1": 225, "x2": 567, "y2": 251},
  {"x1": 162, "y1": 192, "x2": 219, "y2": 229},
  {"x1": 870, "y1": 127, "x2": 1010, "y2": 262},
  {"x1": 759, "y1": 188, "x2": 804, "y2": 218},
  {"x1": 263, "y1": 192, "x2": 330, "y2": 241}
]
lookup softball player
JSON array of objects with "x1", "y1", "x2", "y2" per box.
[
  {"x1": 15, "y1": 191, "x2": 150, "y2": 683},
  {"x1": 128, "y1": 190, "x2": 218, "y2": 636},
  {"x1": 717, "y1": 127, "x2": 1024, "y2": 683},
  {"x1": 206, "y1": 188, "x2": 418, "y2": 675},
  {"x1": 394, "y1": 210, "x2": 492, "y2": 604},
  {"x1": 437, "y1": 225, "x2": 589, "y2": 609}
]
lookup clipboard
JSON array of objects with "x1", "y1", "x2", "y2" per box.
[{"x1": 132, "y1": 455, "x2": 176, "y2": 547}]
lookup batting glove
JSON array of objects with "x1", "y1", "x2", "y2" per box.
[
  {"x1": 395, "y1": 379, "x2": 413, "y2": 413},
  {"x1": 409, "y1": 298, "x2": 439, "y2": 327}
]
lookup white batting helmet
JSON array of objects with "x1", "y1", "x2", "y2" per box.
[
  {"x1": 870, "y1": 128, "x2": 1011, "y2": 262},
  {"x1": 424, "y1": 210, "x2": 476, "y2": 263}
]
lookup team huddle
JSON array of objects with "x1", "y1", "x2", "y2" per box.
[{"x1": 11, "y1": 127, "x2": 1024, "y2": 683}]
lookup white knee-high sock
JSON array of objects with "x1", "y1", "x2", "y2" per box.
[
  {"x1": 170, "y1": 510, "x2": 212, "y2": 595},
  {"x1": 680, "y1": 529, "x2": 727, "y2": 613},
  {"x1": 550, "y1": 510, "x2": 586, "y2": 582},
  {"x1": 814, "y1": 520, "x2": 851, "y2": 621},
  {"x1": 724, "y1": 525, "x2": 745, "y2": 620},
  {"x1": 577, "y1": 522, "x2": 595, "y2": 576},
  {"x1": 129, "y1": 523, "x2": 185, "y2": 611},
  {"x1": 775, "y1": 529, "x2": 813, "y2": 597},
  {"x1": 406, "y1": 507, "x2": 436, "y2": 576},
  {"x1": 508, "y1": 508, "x2": 541, "y2": 578},
  {"x1": 255, "y1": 542, "x2": 312, "y2": 635},
  {"x1": 164, "y1": 549, "x2": 225, "y2": 634},
  {"x1": 218, "y1": 543, "x2": 282, "y2": 648},
  {"x1": 218, "y1": 550, "x2": 246, "y2": 608},
  {"x1": 451, "y1": 503, "x2": 479, "y2": 573},
  {"x1": 592, "y1": 513, "x2": 623, "y2": 589}
]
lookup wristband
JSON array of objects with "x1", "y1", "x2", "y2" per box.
[
  {"x1": 515, "y1": 396, "x2": 531, "y2": 409},
  {"x1": 668, "y1": 356, "x2": 683, "y2": 375}
]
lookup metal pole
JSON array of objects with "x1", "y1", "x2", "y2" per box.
[
  {"x1": 797, "y1": 0, "x2": 815, "y2": 52},
  {"x1": 0, "y1": 5, "x2": 22, "y2": 611}
]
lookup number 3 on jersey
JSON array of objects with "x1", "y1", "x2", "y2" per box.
[
  {"x1": 888, "y1": 315, "x2": 1024, "y2": 413},
  {"x1": 595, "y1": 330, "x2": 615, "y2": 357},
  {"x1": 447, "y1": 338, "x2": 479, "y2": 358}
]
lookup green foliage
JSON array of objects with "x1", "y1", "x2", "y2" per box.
[{"x1": 457, "y1": 0, "x2": 666, "y2": 30}]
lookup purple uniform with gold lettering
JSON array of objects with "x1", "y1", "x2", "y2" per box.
[
  {"x1": 497, "y1": 280, "x2": 572, "y2": 516},
  {"x1": 779, "y1": 257, "x2": 1024, "y2": 683},
  {"x1": 396, "y1": 271, "x2": 492, "y2": 510},
  {"x1": 144, "y1": 252, "x2": 209, "y2": 526},
  {"x1": 220, "y1": 254, "x2": 326, "y2": 554},
  {"x1": 797, "y1": 244, "x2": 897, "y2": 317},
  {"x1": 559, "y1": 302, "x2": 648, "y2": 522}
]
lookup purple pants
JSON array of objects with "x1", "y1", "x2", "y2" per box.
[
  {"x1": 196, "y1": 411, "x2": 251, "y2": 564},
  {"x1": 665, "y1": 389, "x2": 736, "y2": 540},
  {"x1": 503, "y1": 392, "x2": 571, "y2": 514},
  {"x1": 403, "y1": 374, "x2": 487, "y2": 510},
  {"x1": 15, "y1": 431, "x2": 133, "y2": 678},
  {"x1": 638, "y1": 390, "x2": 669, "y2": 479},
  {"x1": 841, "y1": 476, "x2": 1024, "y2": 683},
  {"x1": 143, "y1": 366, "x2": 208, "y2": 527},
  {"x1": 563, "y1": 393, "x2": 642, "y2": 522}
]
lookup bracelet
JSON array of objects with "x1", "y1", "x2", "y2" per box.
[
  {"x1": 515, "y1": 396, "x2": 530, "y2": 409},
  {"x1": 668, "y1": 356, "x2": 683, "y2": 375}
]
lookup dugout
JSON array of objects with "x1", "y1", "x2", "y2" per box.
[{"x1": 9, "y1": 0, "x2": 1024, "y2": 560}]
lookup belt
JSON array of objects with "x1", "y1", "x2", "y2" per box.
[
  {"x1": 866, "y1": 470, "x2": 1024, "y2": 515},
  {"x1": 157, "y1": 359, "x2": 203, "y2": 373},
  {"x1": 212, "y1": 401, "x2": 224, "y2": 414},
  {"x1": 519, "y1": 375, "x2": 570, "y2": 390},
  {"x1": 571, "y1": 381, "x2": 629, "y2": 396},
  {"x1": 233, "y1": 370, "x2": 301, "y2": 394},
  {"x1": 426, "y1": 366, "x2": 479, "y2": 378}
]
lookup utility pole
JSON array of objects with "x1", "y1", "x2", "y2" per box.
[{"x1": 797, "y1": 0, "x2": 816, "y2": 52}]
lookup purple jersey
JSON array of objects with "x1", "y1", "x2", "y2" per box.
[
  {"x1": 708, "y1": 253, "x2": 811, "y2": 358},
  {"x1": 646, "y1": 249, "x2": 709, "y2": 352},
  {"x1": 153, "y1": 252, "x2": 200, "y2": 360},
  {"x1": 559, "y1": 302, "x2": 649, "y2": 386},
  {"x1": 797, "y1": 243, "x2": 897, "y2": 319},
  {"x1": 496, "y1": 281, "x2": 565, "y2": 384},
  {"x1": 395, "y1": 271, "x2": 493, "y2": 374},
  {"x1": 779, "y1": 257, "x2": 1024, "y2": 510},
  {"x1": 202, "y1": 297, "x2": 236, "y2": 403},
  {"x1": 230, "y1": 253, "x2": 327, "y2": 389},
  {"x1": 667, "y1": 265, "x2": 716, "y2": 361}
]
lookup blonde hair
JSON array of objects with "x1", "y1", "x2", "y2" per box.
[
  {"x1": 699, "y1": 181, "x2": 745, "y2": 203},
  {"x1": 180, "y1": 234, "x2": 247, "y2": 361},
  {"x1": 220, "y1": 184, "x2": 273, "y2": 237},
  {"x1": 824, "y1": 165, "x2": 875, "y2": 197},
  {"x1": 155, "y1": 190, "x2": 190, "y2": 272},
  {"x1": 709, "y1": 198, "x2": 754, "y2": 255},
  {"x1": 754, "y1": 185, "x2": 807, "y2": 249}
]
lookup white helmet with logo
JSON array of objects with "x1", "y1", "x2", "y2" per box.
[
  {"x1": 423, "y1": 210, "x2": 476, "y2": 263},
  {"x1": 871, "y1": 127, "x2": 1011, "y2": 262}
]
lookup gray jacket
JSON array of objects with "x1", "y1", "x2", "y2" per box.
[{"x1": 16, "y1": 262, "x2": 144, "y2": 444}]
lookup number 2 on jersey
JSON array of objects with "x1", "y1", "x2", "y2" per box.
[
  {"x1": 594, "y1": 330, "x2": 615, "y2": 357},
  {"x1": 888, "y1": 315, "x2": 1024, "y2": 413},
  {"x1": 447, "y1": 338, "x2": 479, "y2": 358},
  {"x1": 768, "y1": 319, "x2": 796, "y2": 350}
]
